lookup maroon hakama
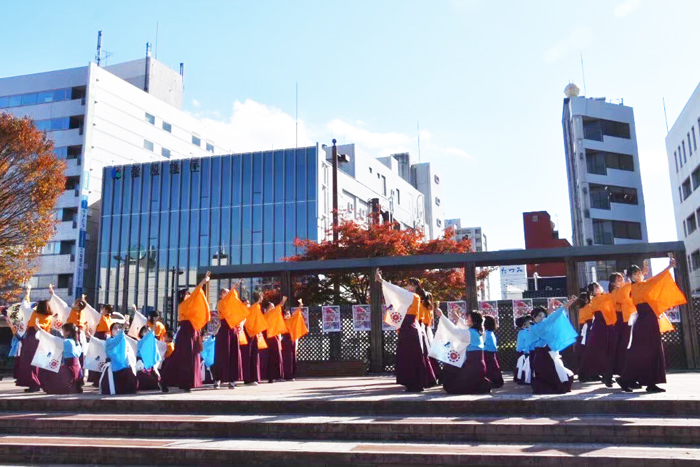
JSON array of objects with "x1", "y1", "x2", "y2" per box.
[
  {"x1": 613, "y1": 312, "x2": 629, "y2": 376},
  {"x1": 620, "y1": 304, "x2": 666, "y2": 387},
  {"x1": 136, "y1": 369, "x2": 161, "y2": 391},
  {"x1": 213, "y1": 320, "x2": 242, "y2": 383},
  {"x1": 281, "y1": 334, "x2": 297, "y2": 380},
  {"x1": 395, "y1": 314, "x2": 428, "y2": 392},
  {"x1": 442, "y1": 351, "x2": 491, "y2": 395},
  {"x1": 100, "y1": 368, "x2": 138, "y2": 395},
  {"x1": 484, "y1": 351, "x2": 504, "y2": 388},
  {"x1": 578, "y1": 312, "x2": 611, "y2": 380},
  {"x1": 531, "y1": 346, "x2": 573, "y2": 394},
  {"x1": 43, "y1": 357, "x2": 82, "y2": 394},
  {"x1": 161, "y1": 321, "x2": 202, "y2": 391},
  {"x1": 14, "y1": 328, "x2": 41, "y2": 391},
  {"x1": 262, "y1": 333, "x2": 284, "y2": 382},
  {"x1": 87, "y1": 331, "x2": 108, "y2": 385},
  {"x1": 241, "y1": 335, "x2": 261, "y2": 384}
]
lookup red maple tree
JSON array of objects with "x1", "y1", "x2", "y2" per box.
[{"x1": 283, "y1": 217, "x2": 491, "y2": 305}]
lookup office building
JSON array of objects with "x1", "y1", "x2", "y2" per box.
[
  {"x1": 665, "y1": 80, "x2": 700, "y2": 293},
  {"x1": 523, "y1": 211, "x2": 570, "y2": 297},
  {"x1": 445, "y1": 219, "x2": 489, "y2": 299},
  {"x1": 0, "y1": 56, "x2": 231, "y2": 302},
  {"x1": 97, "y1": 144, "x2": 441, "y2": 319},
  {"x1": 562, "y1": 83, "x2": 649, "y2": 285}
]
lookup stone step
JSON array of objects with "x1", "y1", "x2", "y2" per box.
[
  {"x1": 0, "y1": 435, "x2": 698, "y2": 466},
  {"x1": 0, "y1": 412, "x2": 697, "y2": 446},
  {"x1": 1, "y1": 394, "x2": 699, "y2": 417}
]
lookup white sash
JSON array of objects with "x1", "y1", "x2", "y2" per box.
[
  {"x1": 99, "y1": 363, "x2": 116, "y2": 395},
  {"x1": 549, "y1": 350, "x2": 573, "y2": 383},
  {"x1": 627, "y1": 312, "x2": 638, "y2": 349},
  {"x1": 580, "y1": 323, "x2": 589, "y2": 345}
]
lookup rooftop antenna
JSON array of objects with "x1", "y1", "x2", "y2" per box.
[
  {"x1": 580, "y1": 53, "x2": 587, "y2": 96},
  {"x1": 95, "y1": 30, "x2": 103, "y2": 67},
  {"x1": 180, "y1": 63, "x2": 184, "y2": 91},
  {"x1": 417, "y1": 121, "x2": 421, "y2": 163},
  {"x1": 663, "y1": 97, "x2": 669, "y2": 134},
  {"x1": 295, "y1": 82, "x2": 298, "y2": 149},
  {"x1": 155, "y1": 21, "x2": 159, "y2": 60}
]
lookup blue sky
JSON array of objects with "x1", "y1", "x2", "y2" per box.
[{"x1": 3, "y1": 0, "x2": 700, "y2": 254}]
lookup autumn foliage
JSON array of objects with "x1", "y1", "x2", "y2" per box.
[
  {"x1": 284, "y1": 218, "x2": 491, "y2": 305},
  {"x1": 0, "y1": 113, "x2": 66, "y2": 302}
]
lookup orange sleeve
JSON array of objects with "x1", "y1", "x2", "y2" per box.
[
  {"x1": 285, "y1": 308, "x2": 309, "y2": 341},
  {"x1": 578, "y1": 303, "x2": 593, "y2": 324},
  {"x1": 29, "y1": 312, "x2": 53, "y2": 333},
  {"x1": 631, "y1": 269, "x2": 687, "y2": 316},
  {"x1": 96, "y1": 315, "x2": 112, "y2": 333},
  {"x1": 218, "y1": 289, "x2": 250, "y2": 328},
  {"x1": 264, "y1": 306, "x2": 288, "y2": 338},
  {"x1": 612, "y1": 283, "x2": 636, "y2": 322},
  {"x1": 244, "y1": 304, "x2": 268, "y2": 337},
  {"x1": 178, "y1": 285, "x2": 211, "y2": 332},
  {"x1": 165, "y1": 342, "x2": 175, "y2": 358},
  {"x1": 419, "y1": 304, "x2": 434, "y2": 327},
  {"x1": 67, "y1": 309, "x2": 87, "y2": 330},
  {"x1": 407, "y1": 295, "x2": 421, "y2": 316},
  {"x1": 591, "y1": 294, "x2": 617, "y2": 325}
]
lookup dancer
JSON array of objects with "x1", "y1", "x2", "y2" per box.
[
  {"x1": 147, "y1": 310, "x2": 166, "y2": 340},
  {"x1": 15, "y1": 295, "x2": 53, "y2": 393},
  {"x1": 529, "y1": 298, "x2": 579, "y2": 395},
  {"x1": 609, "y1": 272, "x2": 636, "y2": 382},
  {"x1": 376, "y1": 270, "x2": 429, "y2": 393},
  {"x1": 435, "y1": 309, "x2": 492, "y2": 395},
  {"x1": 135, "y1": 326, "x2": 161, "y2": 391},
  {"x1": 161, "y1": 272, "x2": 211, "y2": 393},
  {"x1": 619, "y1": 258, "x2": 686, "y2": 393},
  {"x1": 418, "y1": 293, "x2": 440, "y2": 387},
  {"x1": 282, "y1": 299, "x2": 309, "y2": 381},
  {"x1": 42, "y1": 323, "x2": 83, "y2": 394},
  {"x1": 101, "y1": 321, "x2": 137, "y2": 395},
  {"x1": 87, "y1": 305, "x2": 114, "y2": 386},
  {"x1": 483, "y1": 315, "x2": 504, "y2": 388},
  {"x1": 577, "y1": 283, "x2": 616, "y2": 387},
  {"x1": 242, "y1": 291, "x2": 268, "y2": 385},
  {"x1": 213, "y1": 284, "x2": 248, "y2": 389},
  {"x1": 576, "y1": 292, "x2": 596, "y2": 382},
  {"x1": 514, "y1": 316, "x2": 533, "y2": 385},
  {"x1": 263, "y1": 296, "x2": 288, "y2": 383}
]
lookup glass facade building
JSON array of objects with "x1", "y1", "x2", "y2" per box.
[{"x1": 97, "y1": 146, "x2": 319, "y2": 319}]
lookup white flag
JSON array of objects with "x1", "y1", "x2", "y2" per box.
[
  {"x1": 49, "y1": 294, "x2": 71, "y2": 331},
  {"x1": 155, "y1": 340, "x2": 168, "y2": 369},
  {"x1": 125, "y1": 335, "x2": 138, "y2": 374},
  {"x1": 31, "y1": 328, "x2": 64, "y2": 373},
  {"x1": 381, "y1": 280, "x2": 416, "y2": 329},
  {"x1": 84, "y1": 336, "x2": 107, "y2": 373},
  {"x1": 18, "y1": 299, "x2": 33, "y2": 337},
  {"x1": 128, "y1": 310, "x2": 148, "y2": 339},
  {"x1": 428, "y1": 318, "x2": 470, "y2": 368},
  {"x1": 84, "y1": 304, "x2": 102, "y2": 336}
]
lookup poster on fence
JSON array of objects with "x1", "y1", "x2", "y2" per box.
[
  {"x1": 547, "y1": 297, "x2": 567, "y2": 313},
  {"x1": 352, "y1": 305, "x2": 372, "y2": 331},
  {"x1": 322, "y1": 306, "x2": 341, "y2": 333},
  {"x1": 300, "y1": 307, "x2": 309, "y2": 329},
  {"x1": 512, "y1": 299, "x2": 533, "y2": 327},
  {"x1": 478, "y1": 301, "x2": 499, "y2": 326},
  {"x1": 447, "y1": 301, "x2": 467, "y2": 324},
  {"x1": 666, "y1": 306, "x2": 681, "y2": 323},
  {"x1": 382, "y1": 305, "x2": 396, "y2": 331}
]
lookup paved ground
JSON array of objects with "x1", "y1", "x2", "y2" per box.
[{"x1": 0, "y1": 372, "x2": 698, "y2": 402}]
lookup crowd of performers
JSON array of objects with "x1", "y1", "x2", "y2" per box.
[
  {"x1": 6, "y1": 272, "x2": 309, "y2": 395},
  {"x1": 4, "y1": 256, "x2": 688, "y2": 396},
  {"x1": 377, "y1": 256, "x2": 686, "y2": 395}
]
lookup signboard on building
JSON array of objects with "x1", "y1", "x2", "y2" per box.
[{"x1": 74, "y1": 170, "x2": 90, "y2": 298}]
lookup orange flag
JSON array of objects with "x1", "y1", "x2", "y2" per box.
[
  {"x1": 218, "y1": 289, "x2": 250, "y2": 328},
  {"x1": 611, "y1": 282, "x2": 636, "y2": 322},
  {"x1": 264, "y1": 306, "x2": 288, "y2": 338},
  {"x1": 589, "y1": 293, "x2": 617, "y2": 325},
  {"x1": 178, "y1": 284, "x2": 211, "y2": 332},
  {"x1": 658, "y1": 313, "x2": 675, "y2": 333},
  {"x1": 631, "y1": 269, "x2": 687, "y2": 317},
  {"x1": 285, "y1": 307, "x2": 309, "y2": 341},
  {"x1": 244, "y1": 303, "x2": 268, "y2": 337}
]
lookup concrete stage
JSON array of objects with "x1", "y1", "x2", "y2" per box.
[{"x1": 0, "y1": 373, "x2": 699, "y2": 465}]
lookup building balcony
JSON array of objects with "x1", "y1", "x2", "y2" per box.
[
  {"x1": 52, "y1": 221, "x2": 77, "y2": 240},
  {"x1": 35, "y1": 254, "x2": 75, "y2": 274},
  {"x1": 55, "y1": 189, "x2": 81, "y2": 209}
]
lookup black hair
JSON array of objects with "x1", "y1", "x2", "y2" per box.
[
  {"x1": 608, "y1": 273, "x2": 624, "y2": 292},
  {"x1": 177, "y1": 288, "x2": 189, "y2": 304},
  {"x1": 521, "y1": 315, "x2": 533, "y2": 326},
  {"x1": 35, "y1": 300, "x2": 53, "y2": 316},
  {"x1": 73, "y1": 299, "x2": 87, "y2": 311},
  {"x1": 102, "y1": 304, "x2": 114, "y2": 315},
  {"x1": 165, "y1": 330, "x2": 175, "y2": 340},
  {"x1": 139, "y1": 325, "x2": 149, "y2": 337},
  {"x1": 628, "y1": 265, "x2": 642, "y2": 283},
  {"x1": 515, "y1": 316, "x2": 523, "y2": 329},
  {"x1": 468, "y1": 311, "x2": 484, "y2": 334},
  {"x1": 408, "y1": 278, "x2": 432, "y2": 309},
  {"x1": 483, "y1": 315, "x2": 497, "y2": 332},
  {"x1": 62, "y1": 323, "x2": 78, "y2": 345},
  {"x1": 252, "y1": 291, "x2": 262, "y2": 303},
  {"x1": 531, "y1": 307, "x2": 547, "y2": 321},
  {"x1": 586, "y1": 282, "x2": 601, "y2": 295},
  {"x1": 109, "y1": 322, "x2": 122, "y2": 334},
  {"x1": 148, "y1": 310, "x2": 160, "y2": 321}
]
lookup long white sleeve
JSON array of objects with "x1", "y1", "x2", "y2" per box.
[{"x1": 438, "y1": 314, "x2": 472, "y2": 344}]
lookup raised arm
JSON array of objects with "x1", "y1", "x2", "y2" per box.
[
  {"x1": 279, "y1": 296, "x2": 288, "y2": 308},
  {"x1": 197, "y1": 271, "x2": 211, "y2": 289},
  {"x1": 436, "y1": 308, "x2": 472, "y2": 342}
]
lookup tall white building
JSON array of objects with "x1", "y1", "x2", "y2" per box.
[
  {"x1": 0, "y1": 56, "x2": 232, "y2": 302},
  {"x1": 321, "y1": 144, "x2": 444, "y2": 240},
  {"x1": 562, "y1": 83, "x2": 649, "y2": 285},
  {"x1": 665, "y1": 80, "x2": 700, "y2": 293},
  {"x1": 445, "y1": 219, "x2": 489, "y2": 299}
]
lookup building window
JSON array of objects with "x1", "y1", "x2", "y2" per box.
[
  {"x1": 675, "y1": 152, "x2": 679, "y2": 173},
  {"x1": 435, "y1": 197, "x2": 441, "y2": 206},
  {"x1": 192, "y1": 135, "x2": 201, "y2": 147},
  {"x1": 684, "y1": 220, "x2": 688, "y2": 237},
  {"x1": 683, "y1": 141, "x2": 688, "y2": 160},
  {"x1": 206, "y1": 143, "x2": 214, "y2": 153},
  {"x1": 59, "y1": 240, "x2": 76, "y2": 255},
  {"x1": 0, "y1": 88, "x2": 75, "y2": 109},
  {"x1": 612, "y1": 220, "x2": 643, "y2": 240},
  {"x1": 593, "y1": 219, "x2": 614, "y2": 244},
  {"x1": 162, "y1": 121, "x2": 172, "y2": 133},
  {"x1": 61, "y1": 207, "x2": 77, "y2": 222},
  {"x1": 679, "y1": 146, "x2": 684, "y2": 167},
  {"x1": 161, "y1": 148, "x2": 171, "y2": 158},
  {"x1": 689, "y1": 133, "x2": 694, "y2": 156},
  {"x1": 532, "y1": 215, "x2": 539, "y2": 222},
  {"x1": 693, "y1": 126, "x2": 698, "y2": 151},
  {"x1": 692, "y1": 250, "x2": 700, "y2": 271},
  {"x1": 683, "y1": 178, "x2": 692, "y2": 200},
  {"x1": 65, "y1": 176, "x2": 80, "y2": 191},
  {"x1": 434, "y1": 175, "x2": 440, "y2": 184},
  {"x1": 436, "y1": 219, "x2": 442, "y2": 227},
  {"x1": 381, "y1": 175, "x2": 386, "y2": 196},
  {"x1": 589, "y1": 183, "x2": 638, "y2": 209},
  {"x1": 369, "y1": 167, "x2": 373, "y2": 174},
  {"x1": 41, "y1": 242, "x2": 59, "y2": 255},
  {"x1": 583, "y1": 117, "x2": 631, "y2": 141},
  {"x1": 680, "y1": 187, "x2": 684, "y2": 204},
  {"x1": 144, "y1": 139, "x2": 154, "y2": 152},
  {"x1": 688, "y1": 214, "x2": 698, "y2": 236},
  {"x1": 145, "y1": 113, "x2": 155, "y2": 125},
  {"x1": 693, "y1": 167, "x2": 700, "y2": 191},
  {"x1": 57, "y1": 274, "x2": 73, "y2": 290},
  {"x1": 585, "y1": 150, "x2": 634, "y2": 174},
  {"x1": 396, "y1": 189, "x2": 400, "y2": 205}
]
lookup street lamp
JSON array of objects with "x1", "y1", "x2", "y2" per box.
[{"x1": 170, "y1": 267, "x2": 184, "y2": 328}]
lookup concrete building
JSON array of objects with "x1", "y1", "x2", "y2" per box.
[
  {"x1": 523, "y1": 211, "x2": 570, "y2": 297},
  {"x1": 562, "y1": 83, "x2": 649, "y2": 286},
  {"x1": 97, "y1": 145, "x2": 442, "y2": 319},
  {"x1": 665, "y1": 80, "x2": 700, "y2": 293},
  {"x1": 445, "y1": 219, "x2": 489, "y2": 299},
  {"x1": 0, "y1": 56, "x2": 232, "y2": 302}
]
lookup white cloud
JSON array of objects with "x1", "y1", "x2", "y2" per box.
[
  {"x1": 615, "y1": 0, "x2": 642, "y2": 18},
  {"x1": 542, "y1": 26, "x2": 593, "y2": 63},
  {"x1": 192, "y1": 98, "x2": 201, "y2": 108}
]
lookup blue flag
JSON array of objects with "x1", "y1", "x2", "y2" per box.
[
  {"x1": 136, "y1": 330, "x2": 161, "y2": 370},
  {"x1": 105, "y1": 332, "x2": 130, "y2": 372},
  {"x1": 201, "y1": 336, "x2": 216, "y2": 368},
  {"x1": 530, "y1": 308, "x2": 578, "y2": 352}
]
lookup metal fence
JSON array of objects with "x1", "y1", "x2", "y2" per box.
[{"x1": 296, "y1": 300, "x2": 691, "y2": 373}]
